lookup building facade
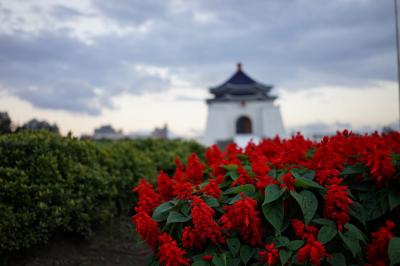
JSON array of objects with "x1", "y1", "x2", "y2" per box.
[{"x1": 203, "y1": 63, "x2": 285, "y2": 146}]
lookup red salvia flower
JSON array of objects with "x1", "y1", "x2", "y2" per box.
[
  {"x1": 158, "y1": 233, "x2": 190, "y2": 266},
  {"x1": 219, "y1": 194, "x2": 263, "y2": 246},
  {"x1": 132, "y1": 179, "x2": 161, "y2": 214},
  {"x1": 185, "y1": 153, "x2": 205, "y2": 184},
  {"x1": 182, "y1": 196, "x2": 224, "y2": 249},
  {"x1": 259, "y1": 243, "x2": 279, "y2": 266},
  {"x1": 292, "y1": 219, "x2": 328, "y2": 265},
  {"x1": 279, "y1": 173, "x2": 295, "y2": 191},
  {"x1": 231, "y1": 165, "x2": 254, "y2": 187},
  {"x1": 172, "y1": 181, "x2": 193, "y2": 200},
  {"x1": 323, "y1": 177, "x2": 352, "y2": 231},
  {"x1": 202, "y1": 255, "x2": 213, "y2": 261},
  {"x1": 296, "y1": 237, "x2": 327, "y2": 266},
  {"x1": 365, "y1": 220, "x2": 395, "y2": 266},
  {"x1": 157, "y1": 171, "x2": 174, "y2": 201},
  {"x1": 256, "y1": 175, "x2": 278, "y2": 192},
  {"x1": 205, "y1": 145, "x2": 223, "y2": 165},
  {"x1": 173, "y1": 157, "x2": 186, "y2": 182},
  {"x1": 201, "y1": 178, "x2": 222, "y2": 199},
  {"x1": 131, "y1": 211, "x2": 160, "y2": 250},
  {"x1": 364, "y1": 148, "x2": 395, "y2": 184},
  {"x1": 291, "y1": 219, "x2": 319, "y2": 239}
]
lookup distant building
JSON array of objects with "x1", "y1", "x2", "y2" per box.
[
  {"x1": 92, "y1": 125, "x2": 123, "y2": 140},
  {"x1": 19, "y1": 118, "x2": 59, "y2": 133},
  {"x1": 203, "y1": 63, "x2": 285, "y2": 146},
  {"x1": 151, "y1": 124, "x2": 168, "y2": 139}
]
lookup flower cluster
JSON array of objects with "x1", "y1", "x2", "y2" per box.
[
  {"x1": 132, "y1": 131, "x2": 400, "y2": 266},
  {"x1": 219, "y1": 194, "x2": 264, "y2": 246},
  {"x1": 182, "y1": 196, "x2": 224, "y2": 249}
]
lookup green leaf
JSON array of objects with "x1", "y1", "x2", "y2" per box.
[
  {"x1": 389, "y1": 190, "x2": 400, "y2": 211},
  {"x1": 222, "y1": 165, "x2": 239, "y2": 181},
  {"x1": 221, "y1": 164, "x2": 238, "y2": 171},
  {"x1": 349, "y1": 201, "x2": 367, "y2": 226},
  {"x1": 291, "y1": 168, "x2": 315, "y2": 180},
  {"x1": 279, "y1": 250, "x2": 292, "y2": 265},
  {"x1": 224, "y1": 184, "x2": 255, "y2": 195},
  {"x1": 212, "y1": 253, "x2": 227, "y2": 266},
  {"x1": 339, "y1": 232, "x2": 360, "y2": 258},
  {"x1": 273, "y1": 236, "x2": 290, "y2": 248},
  {"x1": 312, "y1": 218, "x2": 336, "y2": 228},
  {"x1": 327, "y1": 253, "x2": 346, "y2": 266},
  {"x1": 341, "y1": 163, "x2": 365, "y2": 175},
  {"x1": 152, "y1": 200, "x2": 178, "y2": 219},
  {"x1": 166, "y1": 211, "x2": 191, "y2": 224},
  {"x1": 181, "y1": 201, "x2": 191, "y2": 216},
  {"x1": 388, "y1": 237, "x2": 400, "y2": 266},
  {"x1": 287, "y1": 240, "x2": 305, "y2": 251},
  {"x1": 263, "y1": 184, "x2": 285, "y2": 205},
  {"x1": 290, "y1": 190, "x2": 318, "y2": 225},
  {"x1": 204, "y1": 196, "x2": 220, "y2": 208},
  {"x1": 227, "y1": 238, "x2": 240, "y2": 257},
  {"x1": 240, "y1": 245, "x2": 254, "y2": 265},
  {"x1": 262, "y1": 199, "x2": 284, "y2": 232},
  {"x1": 293, "y1": 177, "x2": 325, "y2": 190},
  {"x1": 344, "y1": 223, "x2": 367, "y2": 244},
  {"x1": 192, "y1": 260, "x2": 209, "y2": 266},
  {"x1": 318, "y1": 225, "x2": 337, "y2": 244}
]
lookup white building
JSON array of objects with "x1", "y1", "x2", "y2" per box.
[
  {"x1": 92, "y1": 125, "x2": 124, "y2": 140},
  {"x1": 203, "y1": 63, "x2": 285, "y2": 147}
]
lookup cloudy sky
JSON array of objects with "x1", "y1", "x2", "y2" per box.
[{"x1": 0, "y1": 0, "x2": 398, "y2": 137}]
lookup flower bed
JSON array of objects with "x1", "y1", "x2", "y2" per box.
[{"x1": 132, "y1": 131, "x2": 400, "y2": 266}]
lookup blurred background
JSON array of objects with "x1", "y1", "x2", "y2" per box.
[{"x1": 0, "y1": 0, "x2": 398, "y2": 140}]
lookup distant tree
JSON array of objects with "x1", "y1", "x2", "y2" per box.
[
  {"x1": 0, "y1": 112, "x2": 12, "y2": 134},
  {"x1": 17, "y1": 119, "x2": 60, "y2": 134}
]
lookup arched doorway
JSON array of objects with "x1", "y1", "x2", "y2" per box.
[{"x1": 236, "y1": 116, "x2": 252, "y2": 134}]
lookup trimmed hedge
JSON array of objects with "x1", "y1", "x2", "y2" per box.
[{"x1": 0, "y1": 131, "x2": 204, "y2": 252}]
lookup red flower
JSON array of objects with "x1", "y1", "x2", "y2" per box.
[
  {"x1": 364, "y1": 148, "x2": 395, "y2": 184},
  {"x1": 366, "y1": 220, "x2": 395, "y2": 266},
  {"x1": 219, "y1": 194, "x2": 263, "y2": 246},
  {"x1": 131, "y1": 211, "x2": 160, "y2": 250},
  {"x1": 158, "y1": 233, "x2": 190, "y2": 266},
  {"x1": 173, "y1": 157, "x2": 186, "y2": 182},
  {"x1": 181, "y1": 196, "x2": 224, "y2": 249},
  {"x1": 132, "y1": 179, "x2": 161, "y2": 214},
  {"x1": 291, "y1": 219, "x2": 328, "y2": 265},
  {"x1": 279, "y1": 173, "x2": 295, "y2": 191},
  {"x1": 185, "y1": 153, "x2": 205, "y2": 184},
  {"x1": 157, "y1": 171, "x2": 174, "y2": 201},
  {"x1": 205, "y1": 145, "x2": 223, "y2": 165},
  {"x1": 250, "y1": 152, "x2": 270, "y2": 177},
  {"x1": 202, "y1": 255, "x2": 213, "y2": 261},
  {"x1": 259, "y1": 243, "x2": 279, "y2": 265},
  {"x1": 296, "y1": 237, "x2": 327, "y2": 266},
  {"x1": 256, "y1": 175, "x2": 278, "y2": 192},
  {"x1": 323, "y1": 178, "x2": 352, "y2": 231},
  {"x1": 201, "y1": 178, "x2": 222, "y2": 199},
  {"x1": 172, "y1": 181, "x2": 193, "y2": 200},
  {"x1": 231, "y1": 165, "x2": 254, "y2": 187},
  {"x1": 291, "y1": 219, "x2": 318, "y2": 240}
]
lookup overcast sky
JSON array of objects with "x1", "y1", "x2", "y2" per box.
[{"x1": 0, "y1": 0, "x2": 398, "y2": 137}]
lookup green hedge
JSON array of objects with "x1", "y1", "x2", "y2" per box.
[{"x1": 0, "y1": 131, "x2": 204, "y2": 252}]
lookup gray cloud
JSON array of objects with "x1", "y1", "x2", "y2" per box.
[{"x1": 0, "y1": 0, "x2": 396, "y2": 115}]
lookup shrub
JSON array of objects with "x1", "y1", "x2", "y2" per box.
[
  {"x1": 0, "y1": 131, "x2": 205, "y2": 253},
  {"x1": 0, "y1": 131, "x2": 117, "y2": 251},
  {"x1": 132, "y1": 131, "x2": 400, "y2": 266}
]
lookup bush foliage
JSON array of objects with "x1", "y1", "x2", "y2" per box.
[
  {"x1": 0, "y1": 131, "x2": 204, "y2": 252},
  {"x1": 132, "y1": 131, "x2": 400, "y2": 266}
]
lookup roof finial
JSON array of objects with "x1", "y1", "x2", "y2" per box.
[{"x1": 237, "y1": 62, "x2": 242, "y2": 71}]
